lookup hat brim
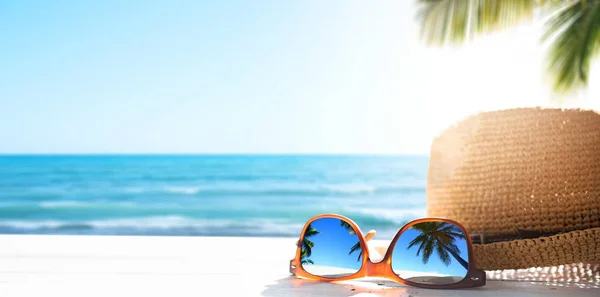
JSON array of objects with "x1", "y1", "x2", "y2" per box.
[{"x1": 473, "y1": 227, "x2": 600, "y2": 270}]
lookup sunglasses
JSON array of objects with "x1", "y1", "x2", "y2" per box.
[{"x1": 289, "y1": 214, "x2": 486, "y2": 289}]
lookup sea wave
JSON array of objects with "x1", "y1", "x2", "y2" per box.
[
  {"x1": 0, "y1": 155, "x2": 429, "y2": 238},
  {"x1": 347, "y1": 208, "x2": 427, "y2": 224},
  {"x1": 0, "y1": 202, "x2": 425, "y2": 223},
  {"x1": 162, "y1": 186, "x2": 203, "y2": 195},
  {"x1": 7, "y1": 182, "x2": 423, "y2": 198},
  {"x1": 0, "y1": 207, "x2": 424, "y2": 238},
  {"x1": 0, "y1": 216, "x2": 306, "y2": 237},
  {"x1": 121, "y1": 183, "x2": 423, "y2": 197},
  {"x1": 38, "y1": 201, "x2": 139, "y2": 208}
]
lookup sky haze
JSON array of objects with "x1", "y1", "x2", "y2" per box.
[{"x1": 1, "y1": 0, "x2": 598, "y2": 154}]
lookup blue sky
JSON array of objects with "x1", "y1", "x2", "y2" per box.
[
  {"x1": 301, "y1": 218, "x2": 363, "y2": 273},
  {"x1": 1, "y1": 0, "x2": 598, "y2": 154}
]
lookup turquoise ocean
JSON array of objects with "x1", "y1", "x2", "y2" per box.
[{"x1": 0, "y1": 155, "x2": 429, "y2": 239}]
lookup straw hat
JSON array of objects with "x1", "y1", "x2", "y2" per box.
[{"x1": 425, "y1": 107, "x2": 600, "y2": 285}]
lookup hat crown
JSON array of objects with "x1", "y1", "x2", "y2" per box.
[{"x1": 426, "y1": 107, "x2": 600, "y2": 236}]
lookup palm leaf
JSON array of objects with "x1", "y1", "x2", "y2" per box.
[
  {"x1": 301, "y1": 239, "x2": 314, "y2": 257},
  {"x1": 407, "y1": 221, "x2": 471, "y2": 266},
  {"x1": 409, "y1": 221, "x2": 438, "y2": 233},
  {"x1": 303, "y1": 240, "x2": 315, "y2": 249},
  {"x1": 301, "y1": 249, "x2": 308, "y2": 258},
  {"x1": 407, "y1": 233, "x2": 430, "y2": 250},
  {"x1": 417, "y1": 0, "x2": 600, "y2": 95},
  {"x1": 435, "y1": 241, "x2": 452, "y2": 266},
  {"x1": 434, "y1": 232, "x2": 454, "y2": 244},
  {"x1": 304, "y1": 224, "x2": 321, "y2": 238},
  {"x1": 340, "y1": 220, "x2": 357, "y2": 235},
  {"x1": 421, "y1": 240, "x2": 435, "y2": 264},
  {"x1": 415, "y1": 239, "x2": 427, "y2": 256},
  {"x1": 348, "y1": 242, "x2": 363, "y2": 262},
  {"x1": 417, "y1": 0, "x2": 540, "y2": 45},
  {"x1": 301, "y1": 259, "x2": 314, "y2": 265},
  {"x1": 301, "y1": 223, "x2": 321, "y2": 257},
  {"x1": 300, "y1": 248, "x2": 313, "y2": 265},
  {"x1": 542, "y1": 0, "x2": 600, "y2": 94},
  {"x1": 439, "y1": 228, "x2": 466, "y2": 239},
  {"x1": 437, "y1": 223, "x2": 464, "y2": 234}
]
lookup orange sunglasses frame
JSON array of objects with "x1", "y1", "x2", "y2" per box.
[{"x1": 289, "y1": 213, "x2": 486, "y2": 289}]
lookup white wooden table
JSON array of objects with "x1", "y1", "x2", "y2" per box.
[{"x1": 0, "y1": 235, "x2": 597, "y2": 297}]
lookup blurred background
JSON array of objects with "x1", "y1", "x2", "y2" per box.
[
  {"x1": 0, "y1": 155, "x2": 427, "y2": 238},
  {"x1": 1, "y1": 0, "x2": 598, "y2": 240}
]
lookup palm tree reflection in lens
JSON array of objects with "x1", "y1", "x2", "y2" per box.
[
  {"x1": 407, "y1": 222, "x2": 468, "y2": 270},
  {"x1": 300, "y1": 223, "x2": 320, "y2": 265},
  {"x1": 300, "y1": 218, "x2": 363, "y2": 277},
  {"x1": 340, "y1": 219, "x2": 363, "y2": 262},
  {"x1": 392, "y1": 221, "x2": 470, "y2": 285}
]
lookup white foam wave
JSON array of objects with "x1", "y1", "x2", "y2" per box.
[
  {"x1": 123, "y1": 186, "x2": 204, "y2": 195},
  {"x1": 349, "y1": 208, "x2": 427, "y2": 223},
  {"x1": 1, "y1": 220, "x2": 66, "y2": 229},
  {"x1": 0, "y1": 216, "x2": 303, "y2": 236},
  {"x1": 0, "y1": 217, "x2": 195, "y2": 229},
  {"x1": 121, "y1": 182, "x2": 405, "y2": 195},
  {"x1": 162, "y1": 186, "x2": 202, "y2": 195},
  {"x1": 38, "y1": 201, "x2": 137, "y2": 208},
  {"x1": 320, "y1": 184, "x2": 376, "y2": 194},
  {"x1": 39, "y1": 201, "x2": 85, "y2": 208}
]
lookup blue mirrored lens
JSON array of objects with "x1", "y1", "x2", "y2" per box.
[
  {"x1": 300, "y1": 217, "x2": 363, "y2": 278},
  {"x1": 391, "y1": 221, "x2": 469, "y2": 285}
]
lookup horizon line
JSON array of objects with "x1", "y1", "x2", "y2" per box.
[{"x1": 0, "y1": 152, "x2": 430, "y2": 157}]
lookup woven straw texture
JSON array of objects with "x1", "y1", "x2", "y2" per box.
[
  {"x1": 426, "y1": 107, "x2": 600, "y2": 271},
  {"x1": 486, "y1": 262, "x2": 600, "y2": 288},
  {"x1": 473, "y1": 227, "x2": 600, "y2": 270},
  {"x1": 427, "y1": 107, "x2": 600, "y2": 235}
]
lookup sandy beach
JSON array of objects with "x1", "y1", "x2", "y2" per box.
[{"x1": 0, "y1": 234, "x2": 597, "y2": 297}]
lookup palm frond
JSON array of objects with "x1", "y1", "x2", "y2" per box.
[
  {"x1": 348, "y1": 242, "x2": 362, "y2": 255},
  {"x1": 435, "y1": 242, "x2": 452, "y2": 266},
  {"x1": 304, "y1": 224, "x2": 321, "y2": 238},
  {"x1": 302, "y1": 238, "x2": 315, "y2": 248},
  {"x1": 417, "y1": 0, "x2": 600, "y2": 95},
  {"x1": 301, "y1": 259, "x2": 314, "y2": 265},
  {"x1": 444, "y1": 230, "x2": 467, "y2": 239},
  {"x1": 348, "y1": 242, "x2": 363, "y2": 262},
  {"x1": 410, "y1": 221, "x2": 437, "y2": 233},
  {"x1": 434, "y1": 232, "x2": 454, "y2": 245},
  {"x1": 300, "y1": 248, "x2": 311, "y2": 262},
  {"x1": 302, "y1": 240, "x2": 314, "y2": 257},
  {"x1": 407, "y1": 233, "x2": 430, "y2": 249},
  {"x1": 417, "y1": 0, "x2": 540, "y2": 45},
  {"x1": 421, "y1": 240, "x2": 435, "y2": 264},
  {"x1": 436, "y1": 223, "x2": 466, "y2": 239},
  {"x1": 415, "y1": 239, "x2": 427, "y2": 256},
  {"x1": 340, "y1": 220, "x2": 357, "y2": 235},
  {"x1": 301, "y1": 249, "x2": 308, "y2": 258},
  {"x1": 542, "y1": 0, "x2": 600, "y2": 94}
]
